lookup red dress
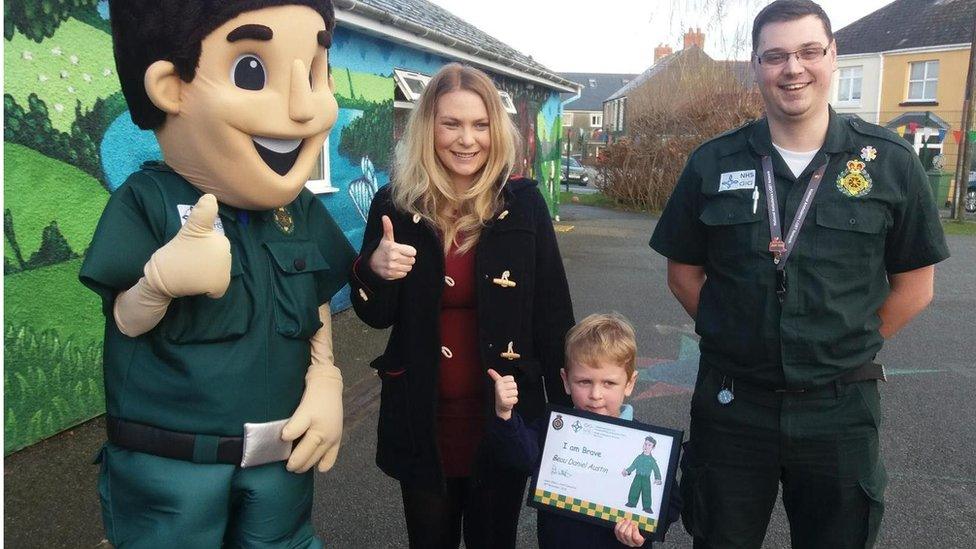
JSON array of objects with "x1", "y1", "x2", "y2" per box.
[{"x1": 436, "y1": 242, "x2": 484, "y2": 478}]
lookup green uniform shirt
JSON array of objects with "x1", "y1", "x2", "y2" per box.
[
  {"x1": 626, "y1": 454, "x2": 662, "y2": 480},
  {"x1": 650, "y1": 110, "x2": 949, "y2": 388},
  {"x1": 80, "y1": 162, "x2": 355, "y2": 436}
]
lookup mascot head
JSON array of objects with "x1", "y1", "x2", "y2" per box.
[{"x1": 110, "y1": 0, "x2": 339, "y2": 210}]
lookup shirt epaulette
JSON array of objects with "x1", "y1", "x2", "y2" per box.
[
  {"x1": 696, "y1": 118, "x2": 759, "y2": 158},
  {"x1": 846, "y1": 117, "x2": 916, "y2": 156},
  {"x1": 701, "y1": 118, "x2": 759, "y2": 145}
]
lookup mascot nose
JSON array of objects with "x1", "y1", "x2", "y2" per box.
[{"x1": 289, "y1": 59, "x2": 316, "y2": 123}]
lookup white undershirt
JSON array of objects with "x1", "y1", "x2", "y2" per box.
[{"x1": 772, "y1": 143, "x2": 818, "y2": 179}]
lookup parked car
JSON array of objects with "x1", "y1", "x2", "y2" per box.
[{"x1": 562, "y1": 157, "x2": 591, "y2": 186}]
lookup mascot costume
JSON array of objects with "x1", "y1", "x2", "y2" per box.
[{"x1": 79, "y1": 1, "x2": 354, "y2": 546}]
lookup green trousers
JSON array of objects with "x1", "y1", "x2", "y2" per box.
[
  {"x1": 680, "y1": 367, "x2": 886, "y2": 549},
  {"x1": 626, "y1": 475, "x2": 654, "y2": 512},
  {"x1": 96, "y1": 443, "x2": 323, "y2": 549}
]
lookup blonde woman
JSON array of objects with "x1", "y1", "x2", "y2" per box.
[{"x1": 350, "y1": 63, "x2": 574, "y2": 548}]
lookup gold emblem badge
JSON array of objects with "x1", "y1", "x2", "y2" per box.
[
  {"x1": 836, "y1": 159, "x2": 873, "y2": 197},
  {"x1": 273, "y1": 207, "x2": 295, "y2": 235}
]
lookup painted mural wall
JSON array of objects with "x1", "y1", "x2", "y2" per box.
[{"x1": 2, "y1": 2, "x2": 563, "y2": 454}]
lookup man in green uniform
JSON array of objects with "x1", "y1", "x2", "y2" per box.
[
  {"x1": 649, "y1": 1, "x2": 949, "y2": 548},
  {"x1": 79, "y1": 2, "x2": 354, "y2": 547},
  {"x1": 623, "y1": 436, "x2": 663, "y2": 514}
]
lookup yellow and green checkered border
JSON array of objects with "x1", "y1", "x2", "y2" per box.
[{"x1": 533, "y1": 489, "x2": 658, "y2": 532}]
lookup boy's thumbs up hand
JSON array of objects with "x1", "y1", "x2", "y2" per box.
[
  {"x1": 144, "y1": 194, "x2": 232, "y2": 299},
  {"x1": 369, "y1": 214, "x2": 417, "y2": 280},
  {"x1": 488, "y1": 368, "x2": 518, "y2": 420}
]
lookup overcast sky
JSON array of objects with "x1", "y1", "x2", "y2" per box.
[{"x1": 427, "y1": 0, "x2": 896, "y2": 73}]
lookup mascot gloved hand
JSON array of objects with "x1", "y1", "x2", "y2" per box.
[
  {"x1": 283, "y1": 303, "x2": 344, "y2": 474},
  {"x1": 114, "y1": 194, "x2": 231, "y2": 336},
  {"x1": 79, "y1": 2, "x2": 355, "y2": 547}
]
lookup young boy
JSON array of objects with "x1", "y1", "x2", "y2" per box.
[{"x1": 486, "y1": 313, "x2": 679, "y2": 548}]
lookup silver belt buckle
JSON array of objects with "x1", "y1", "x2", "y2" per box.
[{"x1": 240, "y1": 419, "x2": 292, "y2": 468}]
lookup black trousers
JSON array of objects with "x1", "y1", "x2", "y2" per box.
[
  {"x1": 681, "y1": 367, "x2": 887, "y2": 549},
  {"x1": 400, "y1": 471, "x2": 527, "y2": 549}
]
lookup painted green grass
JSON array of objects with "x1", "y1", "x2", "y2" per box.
[
  {"x1": 3, "y1": 142, "x2": 109, "y2": 261},
  {"x1": 4, "y1": 258, "x2": 107, "y2": 454},
  {"x1": 4, "y1": 258, "x2": 105, "y2": 343},
  {"x1": 4, "y1": 322, "x2": 104, "y2": 455},
  {"x1": 942, "y1": 220, "x2": 976, "y2": 236},
  {"x1": 4, "y1": 17, "x2": 117, "y2": 132},
  {"x1": 332, "y1": 68, "x2": 393, "y2": 104}
]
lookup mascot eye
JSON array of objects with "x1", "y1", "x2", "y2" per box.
[{"x1": 232, "y1": 54, "x2": 266, "y2": 90}]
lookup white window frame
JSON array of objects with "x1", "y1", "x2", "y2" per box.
[
  {"x1": 913, "y1": 127, "x2": 944, "y2": 156},
  {"x1": 590, "y1": 113, "x2": 603, "y2": 128},
  {"x1": 498, "y1": 91, "x2": 517, "y2": 114},
  {"x1": 305, "y1": 137, "x2": 338, "y2": 194},
  {"x1": 562, "y1": 112, "x2": 574, "y2": 127},
  {"x1": 393, "y1": 68, "x2": 431, "y2": 102},
  {"x1": 836, "y1": 65, "x2": 862, "y2": 105},
  {"x1": 906, "y1": 60, "x2": 938, "y2": 102},
  {"x1": 612, "y1": 98, "x2": 625, "y2": 132}
]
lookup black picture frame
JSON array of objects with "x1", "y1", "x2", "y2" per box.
[{"x1": 526, "y1": 404, "x2": 684, "y2": 542}]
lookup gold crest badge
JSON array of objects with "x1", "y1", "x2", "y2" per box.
[
  {"x1": 273, "y1": 207, "x2": 295, "y2": 235},
  {"x1": 836, "y1": 159, "x2": 873, "y2": 197}
]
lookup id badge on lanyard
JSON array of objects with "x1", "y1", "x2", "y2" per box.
[{"x1": 760, "y1": 156, "x2": 828, "y2": 303}]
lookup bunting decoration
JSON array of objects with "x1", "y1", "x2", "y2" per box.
[
  {"x1": 953, "y1": 130, "x2": 963, "y2": 143},
  {"x1": 938, "y1": 129, "x2": 947, "y2": 142},
  {"x1": 897, "y1": 125, "x2": 907, "y2": 136},
  {"x1": 908, "y1": 122, "x2": 919, "y2": 133}
]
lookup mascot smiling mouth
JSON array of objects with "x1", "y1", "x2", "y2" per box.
[{"x1": 252, "y1": 136, "x2": 303, "y2": 176}]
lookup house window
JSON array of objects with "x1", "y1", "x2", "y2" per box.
[
  {"x1": 590, "y1": 113, "x2": 602, "y2": 128},
  {"x1": 305, "y1": 137, "x2": 338, "y2": 194},
  {"x1": 907, "y1": 60, "x2": 938, "y2": 101},
  {"x1": 498, "y1": 91, "x2": 518, "y2": 114},
  {"x1": 837, "y1": 66, "x2": 862, "y2": 103},
  {"x1": 393, "y1": 68, "x2": 431, "y2": 102},
  {"x1": 612, "y1": 98, "x2": 625, "y2": 132},
  {"x1": 563, "y1": 112, "x2": 575, "y2": 127}
]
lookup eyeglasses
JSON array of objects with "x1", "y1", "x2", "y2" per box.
[{"x1": 756, "y1": 45, "x2": 829, "y2": 66}]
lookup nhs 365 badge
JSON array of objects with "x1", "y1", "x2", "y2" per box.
[{"x1": 836, "y1": 159, "x2": 873, "y2": 198}]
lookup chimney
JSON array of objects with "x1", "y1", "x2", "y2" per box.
[
  {"x1": 683, "y1": 27, "x2": 705, "y2": 50},
  {"x1": 654, "y1": 43, "x2": 673, "y2": 64}
]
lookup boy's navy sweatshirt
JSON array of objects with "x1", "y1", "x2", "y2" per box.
[{"x1": 486, "y1": 405, "x2": 680, "y2": 549}]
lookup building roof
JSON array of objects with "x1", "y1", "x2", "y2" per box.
[
  {"x1": 720, "y1": 60, "x2": 754, "y2": 89},
  {"x1": 835, "y1": 0, "x2": 976, "y2": 55},
  {"x1": 335, "y1": 0, "x2": 576, "y2": 91},
  {"x1": 605, "y1": 46, "x2": 718, "y2": 101},
  {"x1": 558, "y1": 73, "x2": 639, "y2": 111}
]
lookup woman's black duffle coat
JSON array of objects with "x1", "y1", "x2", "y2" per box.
[{"x1": 349, "y1": 177, "x2": 575, "y2": 490}]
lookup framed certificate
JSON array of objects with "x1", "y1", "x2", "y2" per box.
[{"x1": 527, "y1": 405, "x2": 683, "y2": 540}]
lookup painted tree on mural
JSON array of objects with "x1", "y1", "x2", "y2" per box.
[
  {"x1": 339, "y1": 100, "x2": 394, "y2": 170},
  {"x1": 4, "y1": 0, "x2": 100, "y2": 42},
  {"x1": 3, "y1": 4, "x2": 113, "y2": 454}
]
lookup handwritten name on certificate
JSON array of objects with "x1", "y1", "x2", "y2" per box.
[{"x1": 528, "y1": 406, "x2": 683, "y2": 540}]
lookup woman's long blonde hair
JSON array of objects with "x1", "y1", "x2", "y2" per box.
[{"x1": 392, "y1": 63, "x2": 521, "y2": 255}]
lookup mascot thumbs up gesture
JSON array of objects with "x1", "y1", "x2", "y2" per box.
[{"x1": 79, "y1": 2, "x2": 354, "y2": 547}]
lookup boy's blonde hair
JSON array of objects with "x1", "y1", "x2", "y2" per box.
[{"x1": 564, "y1": 313, "x2": 637, "y2": 378}]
